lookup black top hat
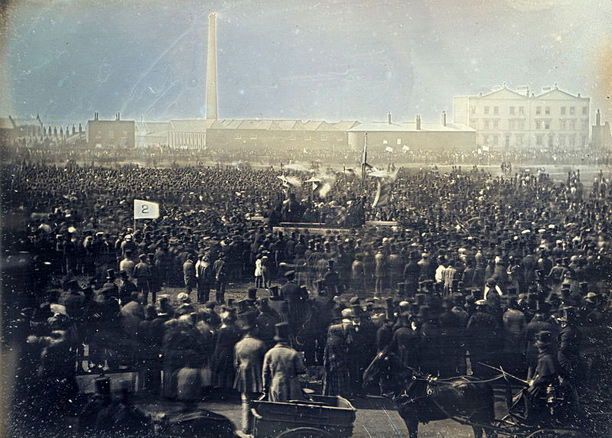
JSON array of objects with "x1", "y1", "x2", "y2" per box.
[
  {"x1": 239, "y1": 309, "x2": 258, "y2": 331},
  {"x1": 417, "y1": 305, "x2": 431, "y2": 319},
  {"x1": 236, "y1": 299, "x2": 252, "y2": 314},
  {"x1": 284, "y1": 270, "x2": 296, "y2": 279},
  {"x1": 274, "y1": 322, "x2": 290, "y2": 342},
  {"x1": 247, "y1": 287, "x2": 258, "y2": 301},
  {"x1": 94, "y1": 376, "x2": 111, "y2": 396},
  {"x1": 269, "y1": 285, "x2": 281, "y2": 300},
  {"x1": 106, "y1": 269, "x2": 115, "y2": 280}
]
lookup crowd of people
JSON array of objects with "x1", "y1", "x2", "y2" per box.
[
  {"x1": 4, "y1": 139, "x2": 612, "y2": 168},
  {"x1": 2, "y1": 159, "x2": 611, "y2": 435}
]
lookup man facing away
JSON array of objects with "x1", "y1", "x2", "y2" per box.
[
  {"x1": 262, "y1": 322, "x2": 306, "y2": 402},
  {"x1": 233, "y1": 312, "x2": 266, "y2": 435}
]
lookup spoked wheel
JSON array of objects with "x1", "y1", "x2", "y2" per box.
[{"x1": 276, "y1": 427, "x2": 332, "y2": 438}]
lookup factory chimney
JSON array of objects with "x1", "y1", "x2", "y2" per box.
[
  {"x1": 387, "y1": 112, "x2": 392, "y2": 124},
  {"x1": 596, "y1": 109, "x2": 601, "y2": 126},
  {"x1": 416, "y1": 114, "x2": 421, "y2": 130},
  {"x1": 206, "y1": 12, "x2": 218, "y2": 120},
  {"x1": 442, "y1": 111, "x2": 447, "y2": 127}
]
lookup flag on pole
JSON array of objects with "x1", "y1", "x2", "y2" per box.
[
  {"x1": 134, "y1": 199, "x2": 160, "y2": 219},
  {"x1": 361, "y1": 133, "x2": 368, "y2": 166},
  {"x1": 372, "y1": 180, "x2": 391, "y2": 208}
]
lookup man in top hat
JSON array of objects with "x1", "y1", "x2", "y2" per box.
[
  {"x1": 102, "y1": 269, "x2": 117, "y2": 290},
  {"x1": 524, "y1": 330, "x2": 560, "y2": 423},
  {"x1": 116, "y1": 270, "x2": 137, "y2": 305},
  {"x1": 195, "y1": 254, "x2": 214, "y2": 304},
  {"x1": 182, "y1": 254, "x2": 197, "y2": 296},
  {"x1": 133, "y1": 254, "x2": 153, "y2": 304},
  {"x1": 466, "y1": 299, "x2": 499, "y2": 377},
  {"x1": 556, "y1": 306, "x2": 583, "y2": 386},
  {"x1": 213, "y1": 255, "x2": 228, "y2": 304},
  {"x1": 322, "y1": 259, "x2": 342, "y2": 296},
  {"x1": 262, "y1": 322, "x2": 306, "y2": 402},
  {"x1": 246, "y1": 287, "x2": 258, "y2": 305},
  {"x1": 234, "y1": 311, "x2": 266, "y2": 434},
  {"x1": 280, "y1": 271, "x2": 305, "y2": 336},
  {"x1": 256, "y1": 298, "x2": 282, "y2": 349}
]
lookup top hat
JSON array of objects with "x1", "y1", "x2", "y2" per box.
[
  {"x1": 284, "y1": 270, "x2": 296, "y2": 279},
  {"x1": 236, "y1": 299, "x2": 252, "y2": 314},
  {"x1": 274, "y1": 322, "x2": 290, "y2": 342},
  {"x1": 106, "y1": 269, "x2": 115, "y2": 280},
  {"x1": 269, "y1": 286, "x2": 282, "y2": 300},
  {"x1": 247, "y1": 287, "x2": 258, "y2": 301},
  {"x1": 417, "y1": 305, "x2": 431, "y2": 319},
  {"x1": 239, "y1": 310, "x2": 258, "y2": 331},
  {"x1": 94, "y1": 376, "x2": 111, "y2": 396}
]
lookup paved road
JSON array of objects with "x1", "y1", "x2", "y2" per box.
[{"x1": 138, "y1": 389, "x2": 512, "y2": 438}]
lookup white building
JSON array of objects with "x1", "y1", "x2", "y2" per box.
[{"x1": 453, "y1": 86, "x2": 590, "y2": 150}]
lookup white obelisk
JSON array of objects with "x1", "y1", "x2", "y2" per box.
[{"x1": 206, "y1": 12, "x2": 218, "y2": 120}]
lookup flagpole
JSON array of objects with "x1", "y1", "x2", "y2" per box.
[{"x1": 361, "y1": 132, "x2": 368, "y2": 188}]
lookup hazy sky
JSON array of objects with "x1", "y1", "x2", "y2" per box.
[{"x1": 1, "y1": 0, "x2": 611, "y2": 124}]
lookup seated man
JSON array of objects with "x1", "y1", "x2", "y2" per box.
[{"x1": 516, "y1": 330, "x2": 578, "y2": 426}]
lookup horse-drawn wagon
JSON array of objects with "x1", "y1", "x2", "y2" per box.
[{"x1": 251, "y1": 395, "x2": 356, "y2": 438}]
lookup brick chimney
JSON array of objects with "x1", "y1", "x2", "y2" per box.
[{"x1": 416, "y1": 114, "x2": 421, "y2": 130}]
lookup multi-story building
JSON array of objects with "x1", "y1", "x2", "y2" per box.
[
  {"x1": 453, "y1": 86, "x2": 590, "y2": 150},
  {"x1": 87, "y1": 112, "x2": 135, "y2": 148}
]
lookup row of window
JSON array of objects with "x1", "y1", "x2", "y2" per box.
[
  {"x1": 231, "y1": 135, "x2": 344, "y2": 142},
  {"x1": 471, "y1": 118, "x2": 589, "y2": 130},
  {"x1": 480, "y1": 133, "x2": 588, "y2": 147},
  {"x1": 471, "y1": 105, "x2": 588, "y2": 116}
]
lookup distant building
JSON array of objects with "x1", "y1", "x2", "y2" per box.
[
  {"x1": 453, "y1": 86, "x2": 590, "y2": 150},
  {"x1": 135, "y1": 121, "x2": 170, "y2": 147},
  {"x1": 347, "y1": 114, "x2": 475, "y2": 153},
  {"x1": 167, "y1": 119, "x2": 215, "y2": 149},
  {"x1": 592, "y1": 109, "x2": 611, "y2": 150},
  {"x1": 86, "y1": 112, "x2": 135, "y2": 148},
  {"x1": 0, "y1": 115, "x2": 44, "y2": 144},
  {"x1": 207, "y1": 119, "x2": 357, "y2": 152},
  {"x1": 165, "y1": 119, "x2": 358, "y2": 152}
]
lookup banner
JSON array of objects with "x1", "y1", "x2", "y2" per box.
[
  {"x1": 372, "y1": 180, "x2": 391, "y2": 208},
  {"x1": 134, "y1": 199, "x2": 160, "y2": 219}
]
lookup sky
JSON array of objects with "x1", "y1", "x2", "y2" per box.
[{"x1": 1, "y1": 0, "x2": 611, "y2": 124}]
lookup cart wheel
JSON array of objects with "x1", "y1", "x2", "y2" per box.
[{"x1": 276, "y1": 427, "x2": 332, "y2": 438}]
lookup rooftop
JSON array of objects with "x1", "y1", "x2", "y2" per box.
[{"x1": 347, "y1": 121, "x2": 474, "y2": 132}]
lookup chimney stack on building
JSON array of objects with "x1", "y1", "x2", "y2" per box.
[
  {"x1": 416, "y1": 114, "x2": 421, "y2": 130},
  {"x1": 387, "y1": 112, "x2": 392, "y2": 124},
  {"x1": 596, "y1": 109, "x2": 601, "y2": 126},
  {"x1": 206, "y1": 12, "x2": 218, "y2": 120},
  {"x1": 116, "y1": 112, "x2": 121, "y2": 121},
  {"x1": 94, "y1": 112, "x2": 99, "y2": 121},
  {"x1": 442, "y1": 111, "x2": 447, "y2": 127}
]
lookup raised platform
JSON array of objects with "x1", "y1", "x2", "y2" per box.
[{"x1": 273, "y1": 223, "x2": 351, "y2": 235}]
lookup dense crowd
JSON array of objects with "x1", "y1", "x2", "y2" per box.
[
  {"x1": 2, "y1": 160, "x2": 611, "y2": 435},
  {"x1": 4, "y1": 140, "x2": 612, "y2": 167}
]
